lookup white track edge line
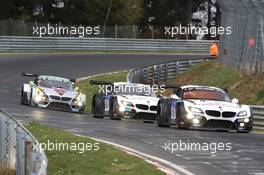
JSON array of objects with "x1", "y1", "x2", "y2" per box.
[{"x1": 75, "y1": 134, "x2": 195, "y2": 175}]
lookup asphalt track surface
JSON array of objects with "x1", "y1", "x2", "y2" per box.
[{"x1": 0, "y1": 54, "x2": 264, "y2": 175}]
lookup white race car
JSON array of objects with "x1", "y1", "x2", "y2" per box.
[
  {"x1": 21, "y1": 73, "x2": 86, "y2": 113},
  {"x1": 90, "y1": 81, "x2": 159, "y2": 121},
  {"x1": 157, "y1": 85, "x2": 253, "y2": 132}
]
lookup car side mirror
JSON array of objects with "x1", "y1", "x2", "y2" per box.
[
  {"x1": 29, "y1": 81, "x2": 35, "y2": 86},
  {"x1": 74, "y1": 87, "x2": 80, "y2": 92},
  {"x1": 232, "y1": 98, "x2": 239, "y2": 104}
]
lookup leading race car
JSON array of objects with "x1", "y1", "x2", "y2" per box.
[
  {"x1": 90, "y1": 80, "x2": 159, "y2": 121},
  {"x1": 157, "y1": 85, "x2": 253, "y2": 133},
  {"x1": 21, "y1": 73, "x2": 86, "y2": 113}
]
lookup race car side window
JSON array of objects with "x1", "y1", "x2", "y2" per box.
[
  {"x1": 34, "y1": 78, "x2": 39, "y2": 85},
  {"x1": 175, "y1": 88, "x2": 183, "y2": 98}
]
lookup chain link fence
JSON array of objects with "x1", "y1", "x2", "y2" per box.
[{"x1": 218, "y1": 0, "x2": 264, "y2": 74}]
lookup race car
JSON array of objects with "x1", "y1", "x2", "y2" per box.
[
  {"x1": 157, "y1": 85, "x2": 253, "y2": 133},
  {"x1": 90, "y1": 80, "x2": 159, "y2": 121},
  {"x1": 20, "y1": 73, "x2": 86, "y2": 113}
]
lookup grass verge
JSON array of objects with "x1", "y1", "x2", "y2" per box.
[
  {"x1": 75, "y1": 71, "x2": 128, "y2": 113},
  {"x1": 0, "y1": 165, "x2": 15, "y2": 175},
  {"x1": 168, "y1": 60, "x2": 264, "y2": 105},
  {"x1": 27, "y1": 123, "x2": 164, "y2": 175}
]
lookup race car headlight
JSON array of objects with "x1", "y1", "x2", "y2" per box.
[
  {"x1": 244, "y1": 117, "x2": 250, "y2": 123},
  {"x1": 72, "y1": 93, "x2": 84, "y2": 107},
  {"x1": 188, "y1": 106, "x2": 204, "y2": 114},
  {"x1": 35, "y1": 88, "x2": 48, "y2": 102},
  {"x1": 237, "y1": 111, "x2": 247, "y2": 117},
  {"x1": 76, "y1": 93, "x2": 83, "y2": 101},
  {"x1": 120, "y1": 100, "x2": 134, "y2": 107},
  {"x1": 34, "y1": 95, "x2": 42, "y2": 103},
  {"x1": 186, "y1": 113, "x2": 194, "y2": 119}
]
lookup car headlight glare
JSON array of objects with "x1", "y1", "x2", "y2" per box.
[
  {"x1": 34, "y1": 95, "x2": 42, "y2": 103},
  {"x1": 119, "y1": 105, "x2": 126, "y2": 112},
  {"x1": 186, "y1": 113, "x2": 194, "y2": 119},
  {"x1": 121, "y1": 100, "x2": 134, "y2": 107},
  {"x1": 77, "y1": 101, "x2": 82, "y2": 107},
  {"x1": 188, "y1": 106, "x2": 204, "y2": 114},
  {"x1": 244, "y1": 118, "x2": 249, "y2": 123},
  {"x1": 76, "y1": 93, "x2": 82, "y2": 101},
  {"x1": 238, "y1": 111, "x2": 247, "y2": 117}
]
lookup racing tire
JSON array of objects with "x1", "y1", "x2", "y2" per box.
[
  {"x1": 109, "y1": 98, "x2": 122, "y2": 120},
  {"x1": 92, "y1": 95, "x2": 104, "y2": 119},
  {"x1": 20, "y1": 87, "x2": 29, "y2": 105},
  {"x1": 157, "y1": 98, "x2": 171, "y2": 127}
]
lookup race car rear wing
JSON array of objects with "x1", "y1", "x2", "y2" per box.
[{"x1": 22, "y1": 72, "x2": 39, "y2": 77}]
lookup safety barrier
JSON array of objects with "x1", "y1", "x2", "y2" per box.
[
  {"x1": 250, "y1": 106, "x2": 264, "y2": 130},
  {"x1": 127, "y1": 58, "x2": 212, "y2": 84},
  {"x1": 128, "y1": 59, "x2": 264, "y2": 130},
  {"x1": 0, "y1": 110, "x2": 47, "y2": 175},
  {"x1": 0, "y1": 36, "x2": 217, "y2": 53}
]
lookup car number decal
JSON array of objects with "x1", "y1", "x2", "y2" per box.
[
  {"x1": 104, "y1": 99, "x2": 110, "y2": 112},
  {"x1": 171, "y1": 101, "x2": 177, "y2": 120}
]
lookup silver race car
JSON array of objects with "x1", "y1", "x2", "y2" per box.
[
  {"x1": 21, "y1": 73, "x2": 86, "y2": 113},
  {"x1": 157, "y1": 85, "x2": 253, "y2": 133}
]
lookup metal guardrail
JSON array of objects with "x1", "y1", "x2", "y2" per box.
[
  {"x1": 127, "y1": 58, "x2": 212, "y2": 84},
  {"x1": 0, "y1": 36, "x2": 217, "y2": 52},
  {"x1": 0, "y1": 110, "x2": 47, "y2": 175},
  {"x1": 250, "y1": 106, "x2": 264, "y2": 130},
  {"x1": 128, "y1": 59, "x2": 264, "y2": 131}
]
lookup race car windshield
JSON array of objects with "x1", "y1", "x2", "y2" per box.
[
  {"x1": 115, "y1": 85, "x2": 155, "y2": 96},
  {"x1": 38, "y1": 80, "x2": 73, "y2": 90},
  {"x1": 183, "y1": 89, "x2": 230, "y2": 101}
]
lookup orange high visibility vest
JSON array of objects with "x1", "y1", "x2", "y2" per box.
[{"x1": 210, "y1": 43, "x2": 219, "y2": 57}]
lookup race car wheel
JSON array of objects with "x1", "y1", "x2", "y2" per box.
[
  {"x1": 109, "y1": 98, "x2": 121, "y2": 120},
  {"x1": 92, "y1": 95, "x2": 104, "y2": 118},
  {"x1": 157, "y1": 98, "x2": 170, "y2": 127},
  {"x1": 20, "y1": 87, "x2": 29, "y2": 105}
]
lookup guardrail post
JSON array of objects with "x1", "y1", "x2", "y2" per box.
[
  {"x1": 8, "y1": 122, "x2": 16, "y2": 169},
  {"x1": 189, "y1": 60, "x2": 193, "y2": 66},
  {"x1": 16, "y1": 127, "x2": 25, "y2": 175},
  {"x1": 24, "y1": 140, "x2": 33, "y2": 175},
  {"x1": 164, "y1": 64, "x2": 168, "y2": 82},
  {"x1": 176, "y1": 61, "x2": 180, "y2": 74}
]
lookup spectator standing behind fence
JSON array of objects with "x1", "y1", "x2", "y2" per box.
[{"x1": 210, "y1": 42, "x2": 219, "y2": 58}]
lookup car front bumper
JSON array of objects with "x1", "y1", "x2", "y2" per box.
[
  {"x1": 175, "y1": 114, "x2": 253, "y2": 131},
  {"x1": 32, "y1": 96, "x2": 85, "y2": 113}
]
